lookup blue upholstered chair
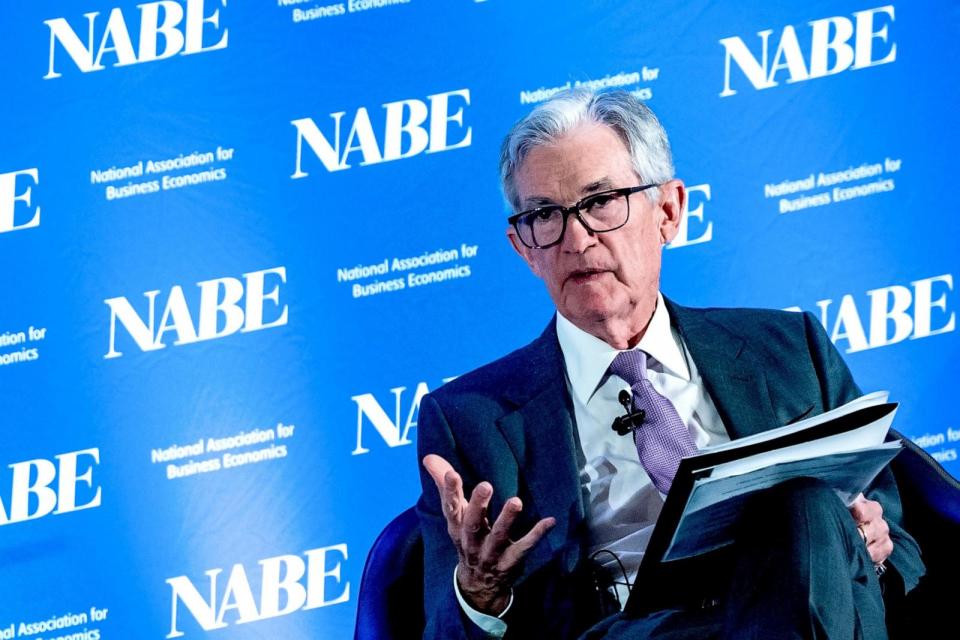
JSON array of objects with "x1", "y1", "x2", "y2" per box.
[
  {"x1": 354, "y1": 507, "x2": 423, "y2": 640},
  {"x1": 353, "y1": 431, "x2": 960, "y2": 640},
  {"x1": 883, "y1": 432, "x2": 960, "y2": 635}
]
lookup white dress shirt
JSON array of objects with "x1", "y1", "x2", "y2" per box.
[
  {"x1": 457, "y1": 294, "x2": 730, "y2": 635},
  {"x1": 557, "y1": 293, "x2": 730, "y2": 607}
]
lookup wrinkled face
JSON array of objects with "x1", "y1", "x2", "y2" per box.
[{"x1": 508, "y1": 123, "x2": 682, "y2": 330}]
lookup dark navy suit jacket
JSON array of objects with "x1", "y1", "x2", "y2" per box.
[{"x1": 416, "y1": 301, "x2": 925, "y2": 639}]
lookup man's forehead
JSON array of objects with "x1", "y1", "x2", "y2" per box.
[{"x1": 514, "y1": 122, "x2": 635, "y2": 205}]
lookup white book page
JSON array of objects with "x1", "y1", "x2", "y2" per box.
[
  {"x1": 693, "y1": 390, "x2": 890, "y2": 457},
  {"x1": 706, "y1": 406, "x2": 896, "y2": 480},
  {"x1": 664, "y1": 442, "x2": 902, "y2": 560}
]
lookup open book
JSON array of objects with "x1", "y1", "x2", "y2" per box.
[{"x1": 625, "y1": 391, "x2": 901, "y2": 613}]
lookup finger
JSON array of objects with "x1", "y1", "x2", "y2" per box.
[
  {"x1": 439, "y1": 470, "x2": 467, "y2": 530},
  {"x1": 499, "y1": 516, "x2": 556, "y2": 569},
  {"x1": 866, "y1": 520, "x2": 892, "y2": 561},
  {"x1": 868, "y1": 536, "x2": 894, "y2": 565},
  {"x1": 424, "y1": 455, "x2": 466, "y2": 527},
  {"x1": 863, "y1": 517, "x2": 889, "y2": 547},
  {"x1": 482, "y1": 497, "x2": 523, "y2": 564},
  {"x1": 849, "y1": 498, "x2": 882, "y2": 524},
  {"x1": 876, "y1": 515, "x2": 889, "y2": 538},
  {"x1": 848, "y1": 501, "x2": 867, "y2": 522},
  {"x1": 463, "y1": 482, "x2": 493, "y2": 533},
  {"x1": 461, "y1": 482, "x2": 494, "y2": 565},
  {"x1": 857, "y1": 515, "x2": 889, "y2": 548},
  {"x1": 423, "y1": 454, "x2": 455, "y2": 490}
]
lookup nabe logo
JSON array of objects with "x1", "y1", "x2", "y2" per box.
[
  {"x1": 44, "y1": 0, "x2": 229, "y2": 79},
  {"x1": 720, "y1": 5, "x2": 896, "y2": 97},
  {"x1": 166, "y1": 545, "x2": 349, "y2": 638},
  {"x1": 104, "y1": 267, "x2": 288, "y2": 359},
  {"x1": 291, "y1": 89, "x2": 472, "y2": 178},
  {"x1": 0, "y1": 448, "x2": 101, "y2": 526}
]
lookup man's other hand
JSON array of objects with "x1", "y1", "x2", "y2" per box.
[
  {"x1": 849, "y1": 493, "x2": 894, "y2": 565},
  {"x1": 422, "y1": 454, "x2": 556, "y2": 615}
]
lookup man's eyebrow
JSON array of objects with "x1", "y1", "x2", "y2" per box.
[
  {"x1": 521, "y1": 196, "x2": 559, "y2": 209},
  {"x1": 581, "y1": 178, "x2": 615, "y2": 195},
  {"x1": 520, "y1": 178, "x2": 616, "y2": 209}
]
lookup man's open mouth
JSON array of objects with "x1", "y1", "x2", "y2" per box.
[{"x1": 567, "y1": 268, "x2": 611, "y2": 284}]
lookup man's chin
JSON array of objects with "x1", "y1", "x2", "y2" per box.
[{"x1": 559, "y1": 292, "x2": 624, "y2": 323}]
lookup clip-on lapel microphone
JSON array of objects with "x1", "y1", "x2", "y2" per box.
[{"x1": 611, "y1": 390, "x2": 646, "y2": 436}]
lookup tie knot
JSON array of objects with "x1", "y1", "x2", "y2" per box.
[{"x1": 608, "y1": 350, "x2": 648, "y2": 386}]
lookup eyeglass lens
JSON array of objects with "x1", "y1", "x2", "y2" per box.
[{"x1": 518, "y1": 191, "x2": 630, "y2": 248}]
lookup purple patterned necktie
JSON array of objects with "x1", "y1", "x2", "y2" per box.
[{"x1": 608, "y1": 350, "x2": 698, "y2": 494}]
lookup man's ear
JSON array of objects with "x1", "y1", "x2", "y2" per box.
[
  {"x1": 657, "y1": 179, "x2": 686, "y2": 245},
  {"x1": 506, "y1": 227, "x2": 543, "y2": 278}
]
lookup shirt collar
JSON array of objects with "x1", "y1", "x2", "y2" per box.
[{"x1": 555, "y1": 293, "x2": 690, "y2": 405}]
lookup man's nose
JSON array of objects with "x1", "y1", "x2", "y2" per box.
[{"x1": 562, "y1": 213, "x2": 597, "y2": 253}]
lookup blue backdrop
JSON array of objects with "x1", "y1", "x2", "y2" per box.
[{"x1": 1, "y1": 1, "x2": 957, "y2": 637}]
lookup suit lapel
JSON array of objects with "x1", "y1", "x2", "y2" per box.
[
  {"x1": 496, "y1": 321, "x2": 586, "y2": 574},
  {"x1": 666, "y1": 299, "x2": 779, "y2": 439}
]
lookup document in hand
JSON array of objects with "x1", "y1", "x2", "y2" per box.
[{"x1": 639, "y1": 391, "x2": 901, "y2": 570}]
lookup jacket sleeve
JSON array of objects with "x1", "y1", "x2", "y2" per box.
[
  {"x1": 802, "y1": 311, "x2": 926, "y2": 593},
  {"x1": 416, "y1": 393, "x2": 495, "y2": 640}
]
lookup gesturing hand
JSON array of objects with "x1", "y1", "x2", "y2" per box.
[
  {"x1": 423, "y1": 454, "x2": 556, "y2": 615},
  {"x1": 848, "y1": 493, "x2": 893, "y2": 566}
]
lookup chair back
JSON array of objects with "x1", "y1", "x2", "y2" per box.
[
  {"x1": 887, "y1": 431, "x2": 960, "y2": 635},
  {"x1": 353, "y1": 507, "x2": 424, "y2": 640}
]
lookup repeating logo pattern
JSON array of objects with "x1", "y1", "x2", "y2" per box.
[{"x1": 1, "y1": 1, "x2": 957, "y2": 637}]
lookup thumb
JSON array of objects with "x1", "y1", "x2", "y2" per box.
[{"x1": 423, "y1": 454, "x2": 454, "y2": 488}]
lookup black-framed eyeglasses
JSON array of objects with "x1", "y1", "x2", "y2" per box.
[{"x1": 507, "y1": 184, "x2": 659, "y2": 249}]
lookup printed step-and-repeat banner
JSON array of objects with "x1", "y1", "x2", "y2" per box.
[{"x1": 1, "y1": 1, "x2": 957, "y2": 637}]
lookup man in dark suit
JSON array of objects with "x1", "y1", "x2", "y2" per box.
[{"x1": 416, "y1": 89, "x2": 924, "y2": 639}]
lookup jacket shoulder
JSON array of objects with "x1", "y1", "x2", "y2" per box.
[
  {"x1": 700, "y1": 305, "x2": 809, "y2": 337},
  {"x1": 670, "y1": 301, "x2": 819, "y2": 347},
  {"x1": 431, "y1": 331, "x2": 555, "y2": 403}
]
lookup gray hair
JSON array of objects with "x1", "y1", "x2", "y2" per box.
[{"x1": 499, "y1": 89, "x2": 674, "y2": 211}]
